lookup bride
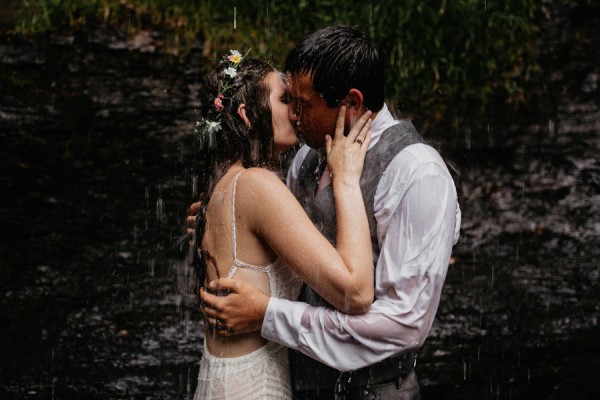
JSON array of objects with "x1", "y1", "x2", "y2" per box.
[{"x1": 192, "y1": 51, "x2": 373, "y2": 399}]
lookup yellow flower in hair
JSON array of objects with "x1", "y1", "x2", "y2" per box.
[{"x1": 228, "y1": 50, "x2": 242, "y2": 64}]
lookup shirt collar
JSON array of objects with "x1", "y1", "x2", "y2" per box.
[{"x1": 368, "y1": 103, "x2": 399, "y2": 148}]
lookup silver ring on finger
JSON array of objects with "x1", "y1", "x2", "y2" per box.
[{"x1": 355, "y1": 138, "x2": 363, "y2": 144}]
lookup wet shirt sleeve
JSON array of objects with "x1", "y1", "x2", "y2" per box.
[{"x1": 262, "y1": 143, "x2": 461, "y2": 371}]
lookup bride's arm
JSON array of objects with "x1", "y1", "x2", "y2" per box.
[{"x1": 239, "y1": 107, "x2": 373, "y2": 314}]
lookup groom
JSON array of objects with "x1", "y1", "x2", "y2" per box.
[{"x1": 197, "y1": 25, "x2": 461, "y2": 399}]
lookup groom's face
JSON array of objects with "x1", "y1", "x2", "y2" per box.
[{"x1": 286, "y1": 72, "x2": 339, "y2": 149}]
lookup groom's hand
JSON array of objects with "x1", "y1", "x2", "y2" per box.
[
  {"x1": 200, "y1": 278, "x2": 270, "y2": 336},
  {"x1": 187, "y1": 201, "x2": 201, "y2": 246}
]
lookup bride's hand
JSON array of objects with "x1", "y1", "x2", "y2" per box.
[{"x1": 325, "y1": 106, "x2": 372, "y2": 185}]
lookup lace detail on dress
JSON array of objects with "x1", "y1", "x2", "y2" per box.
[
  {"x1": 195, "y1": 341, "x2": 292, "y2": 400},
  {"x1": 195, "y1": 169, "x2": 303, "y2": 400}
]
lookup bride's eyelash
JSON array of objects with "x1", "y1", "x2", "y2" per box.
[{"x1": 281, "y1": 92, "x2": 291, "y2": 104}]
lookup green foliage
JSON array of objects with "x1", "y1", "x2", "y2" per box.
[{"x1": 14, "y1": 0, "x2": 541, "y2": 131}]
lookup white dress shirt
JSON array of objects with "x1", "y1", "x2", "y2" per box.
[{"x1": 262, "y1": 104, "x2": 461, "y2": 371}]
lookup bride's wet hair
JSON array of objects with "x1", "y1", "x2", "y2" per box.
[
  {"x1": 197, "y1": 57, "x2": 277, "y2": 173},
  {"x1": 194, "y1": 57, "x2": 278, "y2": 283}
]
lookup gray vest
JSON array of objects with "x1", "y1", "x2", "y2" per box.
[{"x1": 291, "y1": 120, "x2": 425, "y2": 391}]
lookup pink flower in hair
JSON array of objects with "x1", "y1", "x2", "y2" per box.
[{"x1": 214, "y1": 94, "x2": 225, "y2": 111}]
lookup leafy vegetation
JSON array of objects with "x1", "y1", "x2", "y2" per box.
[{"x1": 13, "y1": 0, "x2": 545, "y2": 133}]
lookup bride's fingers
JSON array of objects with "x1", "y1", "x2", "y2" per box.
[
  {"x1": 345, "y1": 110, "x2": 372, "y2": 143},
  {"x1": 334, "y1": 105, "x2": 347, "y2": 140},
  {"x1": 325, "y1": 134, "x2": 333, "y2": 155},
  {"x1": 354, "y1": 118, "x2": 372, "y2": 145},
  {"x1": 358, "y1": 130, "x2": 372, "y2": 152}
]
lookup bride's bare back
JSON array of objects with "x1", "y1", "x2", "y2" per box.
[{"x1": 202, "y1": 166, "x2": 281, "y2": 357}]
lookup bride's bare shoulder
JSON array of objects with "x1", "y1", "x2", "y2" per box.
[
  {"x1": 241, "y1": 167, "x2": 287, "y2": 190},
  {"x1": 235, "y1": 168, "x2": 295, "y2": 210}
]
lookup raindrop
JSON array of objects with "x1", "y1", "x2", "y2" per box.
[
  {"x1": 192, "y1": 175, "x2": 198, "y2": 197},
  {"x1": 132, "y1": 224, "x2": 139, "y2": 243},
  {"x1": 548, "y1": 119, "x2": 555, "y2": 137},
  {"x1": 465, "y1": 127, "x2": 471, "y2": 149},
  {"x1": 479, "y1": 297, "x2": 483, "y2": 327},
  {"x1": 156, "y1": 197, "x2": 164, "y2": 221},
  {"x1": 487, "y1": 123, "x2": 494, "y2": 147},
  {"x1": 187, "y1": 365, "x2": 191, "y2": 396},
  {"x1": 175, "y1": 293, "x2": 182, "y2": 312},
  {"x1": 185, "y1": 310, "x2": 191, "y2": 336},
  {"x1": 149, "y1": 258, "x2": 155, "y2": 277}
]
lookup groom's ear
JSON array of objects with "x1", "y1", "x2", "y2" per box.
[
  {"x1": 342, "y1": 89, "x2": 365, "y2": 126},
  {"x1": 237, "y1": 103, "x2": 252, "y2": 128}
]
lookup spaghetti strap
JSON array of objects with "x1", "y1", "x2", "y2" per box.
[
  {"x1": 227, "y1": 168, "x2": 280, "y2": 280},
  {"x1": 230, "y1": 169, "x2": 246, "y2": 262}
]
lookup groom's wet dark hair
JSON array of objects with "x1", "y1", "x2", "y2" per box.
[{"x1": 284, "y1": 25, "x2": 384, "y2": 112}]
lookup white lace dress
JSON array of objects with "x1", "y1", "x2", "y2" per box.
[{"x1": 194, "y1": 170, "x2": 303, "y2": 400}]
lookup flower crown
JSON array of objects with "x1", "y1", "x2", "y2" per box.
[{"x1": 195, "y1": 49, "x2": 247, "y2": 147}]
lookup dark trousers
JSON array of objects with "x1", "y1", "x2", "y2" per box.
[{"x1": 294, "y1": 371, "x2": 421, "y2": 400}]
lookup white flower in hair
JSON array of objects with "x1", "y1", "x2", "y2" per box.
[
  {"x1": 224, "y1": 67, "x2": 237, "y2": 78},
  {"x1": 205, "y1": 120, "x2": 222, "y2": 134},
  {"x1": 194, "y1": 49, "x2": 249, "y2": 147}
]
